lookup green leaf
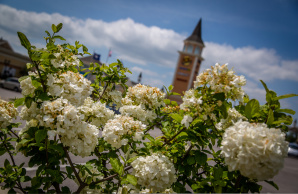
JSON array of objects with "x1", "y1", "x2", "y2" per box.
[
  {"x1": 14, "y1": 97, "x2": 24, "y2": 107},
  {"x1": 168, "y1": 85, "x2": 173, "y2": 91},
  {"x1": 187, "y1": 156, "x2": 196, "y2": 165},
  {"x1": 170, "y1": 113, "x2": 183, "y2": 123},
  {"x1": 265, "y1": 180, "x2": 279, "y2": 190},
  {"x1": 164, "y1": 99, "x2": 170, "y2": 105},
  {"x1": 245, "y1": 99, "x2": 260, "y2": 119},
  {"x1": 274, "y1": 94, "x2": 298, "y2": 101},
  {"x1": 38, "y1": 93, "x2": 50, "y2": 101},
  {"x1": 125, "y1": 174, "x2": 138, "y2": 186},
  {"x1": 110, "y1": 157, "x2": 123, "y2": 176},
  {"x1": 56, "y1": 23, "x2": 63, "y2": 32},
  {"x1": 17, "y1": 32, "x2": 31, "y2": 50},
  {"x1": 213, "y1": 167, "x2": 223, "y2": 180},
  {"x1": 127, "y1": 156, "x2": 138, "y2": 164},
  {"x1": 25, "y1": 97, "x2": 33, "y2": 108},
  {"x1": 18, "y1": 75, "x2": 29, "y2": 82},
  {"x1": 277, "y1": 109, "x2": 296, "y2": 115},
  {"x1": 35, "y1": 129, "x2": 47, "y2": 143},
  {"x1": 145, "y1": 134, "x2": 155, "y2": 142},
  {"x1": 195, "y1": 152, "x2": 207, "y2": 166},
  {"x1": 31, "y1": 79, "x2": 41, "y2": 88},
  {"x1": 45, "y1": 30, "x2": 51, "y2": 37},
  {"x1": 260, "y1": 80, "x2": 269, "y2": 93},
  {"x1": 266, "y1": 109, "x2": 274, "y2": 125},
  {"x1": 213, "y1": 92, "x2": 225, "y2": 101},
  {"x1": 52, "y1": 24, "x2": 57, "y2": 33},
  {"x1": 53, "y1": 35, "x2": 66, "y2": 41}
]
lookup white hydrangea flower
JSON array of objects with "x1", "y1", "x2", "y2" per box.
[
  {"x1": 131, "y1": 153, "x2": 176, "y2": 192},
  {"x1": 181, "y1": 115, "x2": 193, "y2": 128},
  {"x1": 123, "y1": 84, "x2": 165, "y2": 109},
  {"x1": 78, "y1": 97, "x2": 115, "y2": 127},
  {"x1": 221, "y1": 120, "x2": 288, "y2": 181},
  {"x1": 38, "y1": 98, "x2": 99, "y2": 157},
  {"x1": 120, "y1": 105, "x2": 157, "y2": 124},
  {"x1": 20, "y1": 77, "x2": 36, "y2": 96},
  {"x1": 0, "y1": 98, "x2": 18, "y2": 129},
  {"x1": 194, "y1": 63, "x2": 246, "y2": 102},
  {"x1": 180, "y1": 89, "x2": 203, "y2": 110},
  {"x1": 102, "y1": 115, "x2": 146, "y2": 148},
  {"x1": 20, "y1": 101, "x2": 42, "y2": 122},
  {"x1": 47, "y1": 71, "x2": 93, "y2": 106}
]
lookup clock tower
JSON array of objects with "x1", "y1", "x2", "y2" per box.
[{"x1": 170, "y1": 19, "x2": 204, "y2": 103}]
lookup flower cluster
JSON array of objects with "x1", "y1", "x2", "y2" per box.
[
  {"x1": 47, "y1": 71, "x2": 93, "y2": 106},
  {"x1": 0, "y1": 98, "x2": 18, "y2": 129},
  {"x1": 19, "y1": 101, "x2": 41, "y2": 121},
  {"x1": 180, "y1": 89, "x2": 203, "y2": 110},
  {"x1": 123, "y1": 83, "x2": 165, "y2": 109},
  {"x1": 50, "y1": 45, "x2": 81, "y2": 68},
  {"x1": 42, "y1": 98, "x2": 99, "y2": 157},
  {"x1": 20, "y1": 77, "x2": 36, "y2": 96},
  {"x1": 119, "y1": 105, "x2": 157, "y2": 124},
  {"x1": 215, "y1": 108, "x2": 246, "y2": 130},
  {"x1": 102, "y1": 115, "x2": 146, "y2": 148},
  {"x1": 194, "y1": 63, "x2": 246, "y2": 102},
  {"x1": 78, "y1": 97, "x2": 115, "y2": 127},
  {"x1": 221, "y1": 120, "x2": 288, "y2": 181},
  {"x1": 131, "y1": 153, "x2": 176, "y2": 192}
]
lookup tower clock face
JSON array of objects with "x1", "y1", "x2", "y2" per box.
[{"x1": 182, "y1": 56, "x2": 192, "y2": 66}]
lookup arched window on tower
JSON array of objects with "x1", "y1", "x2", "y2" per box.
[
  {"x1": 194, "y1": 46, "x2": 200, "y2": 55},
  {"x1": 187, "y1": 45, "x2": 193, "y2": 53}
]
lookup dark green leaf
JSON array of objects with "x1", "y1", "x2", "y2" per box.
[
  {"x1": 25, "y1": 97, "x2": 33, "y2": 108},
  {"x1": 35, "y1": 129, "x2": 47, "y2": 143},
  {"x1": 17, "y1": 32, "x2": 31, "y2": 50},
  {"x1": 195, "y1": 152, "x2": 207, "y2": 166},
  {"x1": 187, "y1": 156, "x2": 196, "y2": 165},
  {"x1": 213, "y1": 167, "x2": 223, "y2": 180},
  {"x1": 56, "y1": 23, "x2": 63, "y2": 32},
  {"x1": 265, "y1": 180, "x2": 279, "y2": 190}
]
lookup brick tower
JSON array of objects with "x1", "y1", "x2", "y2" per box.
[{"x1": 169, "y1": 19, "x2": 204, "y2": 103}]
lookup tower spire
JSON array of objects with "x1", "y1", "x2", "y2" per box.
[{"x1": 185, "y1": 18, "x2": 204, "y2": 46}]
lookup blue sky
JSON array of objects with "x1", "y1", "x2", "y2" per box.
[{"x1": 0, "y1": 0, "x2": 298, "y2": 124}]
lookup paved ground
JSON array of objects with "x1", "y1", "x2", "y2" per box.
[{"x1": 1, "y1": 88, "x2": 298, "y2": 193}]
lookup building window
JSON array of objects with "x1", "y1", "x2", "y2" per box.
[
  {"x1": 183, "y1": 45, "x2": 186, "y2": 52},
  {"x1": 187, "y1": 45, "x2": 193, "y2": 53},
  {"x1": 194, "y1": 46, "x2": 200, "y2": 55}
]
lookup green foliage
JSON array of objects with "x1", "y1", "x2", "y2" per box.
[{"x1": 1, "y1": 23, "x2": 297, "y2": 194}]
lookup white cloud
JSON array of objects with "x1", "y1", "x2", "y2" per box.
[
  {"x1": 1, "y1": 4, "x2": 298, "y2": 98},
  {"x1": 202, "y1": 42, "x2": 298, "y2": 82}
]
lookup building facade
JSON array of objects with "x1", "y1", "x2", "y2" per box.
[
  {"x1": 169, "y1": 19, "x2": 205, "y2": 103},
  {"x1": 0, "y1": 38, "x2": 30, "y2": 79}
]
